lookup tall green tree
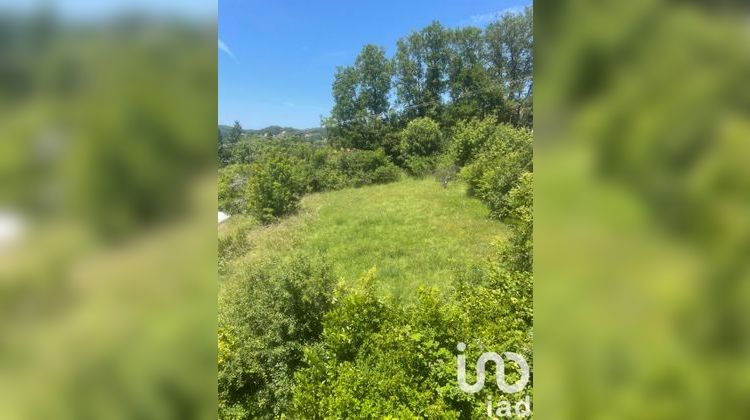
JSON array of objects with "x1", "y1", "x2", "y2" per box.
[
  {"x1": 394, "y1": 21, "x2": 450, "y2": 121},
  {"x1": 328, "y1": 45, "x2": 394, "y2": 151},
  {"x1": 330, "y1": 66, "x2": 359, "y2": 127},
  {"x1": 445, "y1": 27, "x2": 508, "y2": 124},
  {"x1": 355, "y1": 44, "x2": 392, "y2": 116},
  {"x1": 485, "y1": 7, "x2": 533, "y2": 125},
  {"x1": 447, "y1": 27, "x2": 485, "y2": 99}
]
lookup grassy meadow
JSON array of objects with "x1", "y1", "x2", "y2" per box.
[{"x1": 219, "y1": 178, "x2": 506, "y2": 299}]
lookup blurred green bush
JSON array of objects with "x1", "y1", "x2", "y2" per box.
[
  {"x1": 535, "y1": 1, "x2": 750, "y2": 418},
  {"x1": 0, "y1": 7, "x2": 217, "y2": 420}
]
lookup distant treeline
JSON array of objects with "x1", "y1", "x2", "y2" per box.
[{"x1": 218, "y1": 124, "x2": 327, "y2": 141}]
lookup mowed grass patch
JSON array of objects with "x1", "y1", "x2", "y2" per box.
[{"x1": 298, "y1": 178, "x2": 506, "y2": 299}]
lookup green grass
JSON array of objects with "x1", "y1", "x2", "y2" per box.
[{"x1": 220, "y1": 178, "x2": 506, "y2": 300}]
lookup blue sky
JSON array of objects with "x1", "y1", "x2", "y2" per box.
[
  {"x1": 219, "y1": 0, "x2": 531, "y2": 129},
  {"x1": 0, "y1": 0, "x2": 215, "y2": 21}
]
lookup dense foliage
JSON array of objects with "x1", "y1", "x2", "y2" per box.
[
  {"x1": 245, "y1": 154, "x2": 307, "y2": 223},
  {"x1": 219, "y1": 255, "x2": 336, "y2": 418},
  {"x1": 218, "y1": 164, "x2": 251, "y2": 215},
  {"x1": 218, "y1": 136, "x2": 401, "y2": 222},
  {"x1": 325, "y1": 9, "x2": 532, "y2": 151},
  {"x1": 290, "y1": 262, "x2": 532, "y2": 418},
  {"x1": 456, "y1": 120, "x2": 533, "y2": 220},
  {"x1": 399, "y1": 117, "x2": 444, "y2": 176}
]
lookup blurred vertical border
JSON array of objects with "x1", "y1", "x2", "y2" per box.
[
  {"x1": 0, "y1": 1, "x2": 217, "y2": 419},
  {"x1": 535, "y1": 0, "x2": 750, "y2": 418}
]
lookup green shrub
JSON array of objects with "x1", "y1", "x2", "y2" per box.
[
  {"x1": 291, "y1": 267, "x2": 532, "y2": 418},
  {"x1": 448, "y1": 116, "x2": 499, "y2": 166},
  {"x1": 370, "y1": 163, "x2": 402, "y2": 184},
  {"x1": 245, "y1": 154, "x2": 307, "y2": 223},
  {"x1": 219, "y1": 254, "x2": 336, "y2": 419},
  {"x1": 400, "y1": 117, "x2": 443, "y2": 159},
  {"x1": 309, "y1": 163, "x2": 349, "y2": 192},
  {"x1": 333, "y1": 148, "x2": 401, "y2": 187},
  {"x1": 291, "y1": 271, "x2": 459, "y2": 418},
  {"x1": 403, "y1": 154, "x2": 439, "y2": 177},
  {"x1": 218, "y1": 164, "x2": 251, "y2": 214},
  {"x1": 222, "y1": 137, "x2": 401, "y2": 219},
  {"x1": 306, "y1": 148, "x2": 345, "y2": 192},
  {"x1": 502, "y1": 171, "x2": 533, "y2": 273},
  {"x1": 460, "y1": 124, "x2": 532, "y2": 220}
]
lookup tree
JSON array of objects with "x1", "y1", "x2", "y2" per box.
[
  {"x1": 330, "y1": 66, "x2": 359, "y2": 127},
  {"x1": 400, "y1": 117, "x2": 442, "y2": 158},
  {"x1": 460, "y1": 124, "x2": 532, "y2": 220},
  {"x1": 444, "y1": 28, "x2": 509, "y2": 125},
  {"x1": 485, "y1": 7, "x2": 533, "y2": 125},
  {"x1": 394, "y1": 21, "x2": 450, "y2": 121},
  {"x1": 355, "y1": 44, "x2": 392, "y2": 116},
  {"x1": 447, "y1": 27, "x2": 485, "y2": 100},
  {"x1": 245, "y1": 154, "x2": 307, "y2": 223},
  {"x1": 328, "y1": 45, "x2": 395, "y2": 151},
  {"x1": 421, "y1": 21, "x2": 450, "y2": 118},
  {"x1": 227, "y1": 120, "x2": 243, "y2": 145}
]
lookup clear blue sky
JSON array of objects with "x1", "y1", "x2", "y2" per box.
[
  {"x1": 218, "y1": 0, "x2": 531, "y2": 129},
  {"x1": 0, "y1": 0, "x2": 215, "y2": 21}
]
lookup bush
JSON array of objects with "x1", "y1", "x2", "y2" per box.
[
  {"x1": 460, "y1": 124, "x2": 532, "y2": 220},
  {"x1": 219, "y1": 254, "x2": 336, "y2": 419},
  {"x1": 218, "y1": 164, "x2": 251, "y2": 214},
  {"x1": 370, "y1": 163, "x2": 402, "y2": 184},
  {"x1": 245, "y1": 154, "x2": 307, "y2": 223},
  {"x1": 306, "y1": 148, "x2": 346, "y2": 192},
  {"x1": 333, "y1": 148, "x2": 401, "y2": 187},
  {"x1": 217, "y1": 217, "x2": 258, "y2": 274},
  {"x1": 291, "y1": 270, "x2": 458, "y2": 418},
  {"x1": 448, "y1": 116, "x2": 499, "y2": 166},
  {"x1": 222, "y1": 141, "x2": 402, "y2": 222},
  {"x1": 403, "y1": 155, "x2": 439, "y2": 177},
  {"x1": 291, "y1": 267, "x2": 532, "y2": 418},
  {"x1": 400, "y1": 117, "x2": 443, "y2": 160},
  {"x1": 503, "y1": 172, "x2": 533, "y2": 272}
]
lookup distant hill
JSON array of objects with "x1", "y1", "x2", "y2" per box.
[{"x1": 219, "y1": 124, "x2": 327, "y2": 141}]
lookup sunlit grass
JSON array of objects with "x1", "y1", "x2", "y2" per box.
[{"x1": 220, "y1": 178, "x2": 505, "y2": 300}]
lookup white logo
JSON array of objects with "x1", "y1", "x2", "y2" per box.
[{"x1": 456, "y1": 342, "x2": 530, "y2": 394}]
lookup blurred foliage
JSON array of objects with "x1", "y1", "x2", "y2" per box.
[
  {"x1": 535, "y1": 0, "x2": 750, "y2": 418},
  {"x1": 0, "y1": 6, "x2": 216, "y2": 420}
]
